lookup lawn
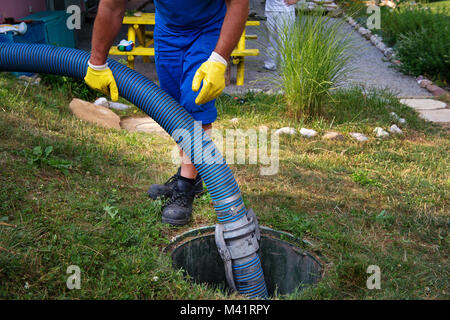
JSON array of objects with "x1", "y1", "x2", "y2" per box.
[
  {"x1": 428, "y1": 0, "x2": 450, "y2": 13},
  {"x1": 0, "y1": 74, "x2": 448, "y2": 299}
]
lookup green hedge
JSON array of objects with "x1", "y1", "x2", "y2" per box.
[{"x1": 380, "y1": 4, "x2": 450, "y2": 82}]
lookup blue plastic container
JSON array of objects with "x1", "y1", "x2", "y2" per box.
[{"x1": 23, "y1": 11, "x2": 75, "y2": 48}]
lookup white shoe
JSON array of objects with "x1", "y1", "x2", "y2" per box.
[{"x1": 263, "y1": 64, "x2": 276, "y2": 71}]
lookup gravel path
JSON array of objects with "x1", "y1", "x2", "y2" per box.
[
  {"x1": 337, "y1": 21, "x2": 430, "y2": 97},
  {"x1": 224, "y1": 14, "x2": 430, "y2": 97}
]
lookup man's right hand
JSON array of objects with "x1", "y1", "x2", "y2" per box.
[
  {"x1": 86, "y1": 0, "x2": 126, "y2": 101},
  {"x1": 84, "y1": 63, "x2": 119, "y2": 101}
]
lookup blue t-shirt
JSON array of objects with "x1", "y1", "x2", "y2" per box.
[{"x1": 154, "y1": 0, "x2": 226, "y2": 31}]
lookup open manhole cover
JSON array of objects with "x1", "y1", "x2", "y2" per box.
[{"x1": 165, "y1": 226, "x2": 323, "y2": 297}]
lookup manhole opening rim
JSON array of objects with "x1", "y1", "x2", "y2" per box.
[{"x1": 163, "y1": 225, "x2": 325, "y2": 266}]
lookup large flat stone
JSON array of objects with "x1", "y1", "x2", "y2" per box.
[
  {"x1": 69, "y1": 98, "x2": 121, "y2": 130},
  {"x1": 400, "y1": 99, "x2": 447, "y2": 110},
  {"x1": 418, "y1": 109, "x2": 450, "y2": 123},
  {"x1": 120, "y1": 117, "x2": 168, "y2": 136}
]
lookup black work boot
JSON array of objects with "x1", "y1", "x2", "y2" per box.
[
  {"x1": 147, "y1": 168, "x2": 204, "y2": 200},
  {"x1": 161, "y1": 178, "x2": 196, "y2": 226}
]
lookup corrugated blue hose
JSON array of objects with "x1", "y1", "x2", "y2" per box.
[{"x1": 0, "y1": 43, "x2": 268, "y2": 299}]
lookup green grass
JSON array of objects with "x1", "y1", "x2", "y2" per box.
[
  {"x1": 427, "y1": 0, "x2": 450, "y2": 13},
  {"x1": 0, "y1": 73, "x2": 449, "y2": 299}
]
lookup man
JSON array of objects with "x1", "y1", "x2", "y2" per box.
[
  {"x1": 264, "y1": 0, "x2": 298, "y2": 70},
  {"x1": 84, "y1": 0, "x2": 249, "y2": 226}
]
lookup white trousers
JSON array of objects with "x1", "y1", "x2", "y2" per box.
[{"x1": 264, "y1": 10, "x2": 296, "y2": 70}]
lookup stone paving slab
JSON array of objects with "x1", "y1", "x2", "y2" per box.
[
  {"x1": 400, "y1": 99, "x2": 447, "y2": 110},
  {"x1": 120, "y1": 117, "x2": 168, "y2": 136},
  {"x1": 418, "y1": 109, "x2": 450, "y2": 123}
]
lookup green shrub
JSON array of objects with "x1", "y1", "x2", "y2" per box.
[
  {"x1": 380, "y1": 5, "x2": 449, "y2": 47},
  {"x1": 379, "y1": 4, "x2": 450, "y2": 82},
  {"x1": 396, "y1": 27, "x2": 450, "y2": 82},
  {"x1": 274, "y1": 11, "x2": 354, "y2": 119}
]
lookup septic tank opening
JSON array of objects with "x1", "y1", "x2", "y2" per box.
[{"x1": 164, "y1": 226, "x2": 323, "y2": 297}]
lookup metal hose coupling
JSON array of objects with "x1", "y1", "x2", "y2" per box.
[{"x1": 215, "y1": 204, "x2": 268, "y2": 298}]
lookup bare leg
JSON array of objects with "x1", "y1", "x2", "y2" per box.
[{"x1": 180, "y1": 123, "x2": 212, "y2": 179}]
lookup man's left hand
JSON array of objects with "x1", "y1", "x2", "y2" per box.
[{"x1": 192, "y1": 52, "x2": 227, "y2": 105}]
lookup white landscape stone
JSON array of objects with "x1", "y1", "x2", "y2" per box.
[
  {"x1": 390, "y1": 112, "x2": 400, "y2": 120},
  {"x1": 374, "y1": 127, "x2": 389, "y2": 138},
  {"x1": 109, "y1": 102, "x2": 132, "y2": 110},
  {"x1": 299, "y1": 128, "x2": 318, "y2": 138},
  {"x1": 418, "y1": 79, "x2": 432, "y2": 88},
  {"x1": 248, "y1": 88, "x2": 263, "y2": 94},
  {"x1": 398, "y1": 118, "x2": 406, "y2": 124},
  {"x1": 389, "y1": 124, "x2": 403, "y2": 134},
  {"x1": 370, "y1": 35, "x2": 378, "y2": 44},
  {"x1": 322, "y1": 131, "x2": 344, "y2": 140},
  {"x1": 376, "y1": 42, "x2": 387, "y2": 51},
  {"x1": 350, "y1": 132, "x2": 369, "y2": 142},
  {"x1": 230, "y1": 117, "x2": 239, "y2": 124},
  {"x1": 358, "y1": 27, "x2": 369, "y2": 35},
  {"x1": 94, "y1": 97, "x2": 109, "y2": 108},
  {"x1": 265, "y1": 89, "x2": 284, "y2": 95},
  {"x1": 384, "y1": 48, "x2": 394, "y2": 58},
  {"x1": 274, "y1": 127, "x2": 296, "y2": 135}
]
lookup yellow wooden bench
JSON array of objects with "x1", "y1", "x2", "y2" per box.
[{"x1": 109, "y1": 13, "x2": 259, "y2": 86}]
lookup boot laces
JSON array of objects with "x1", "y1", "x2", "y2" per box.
[
  {"x1": 164, "y1": 172, "x2": 179, "y2": 186},
  {"x1": 164, "y1": 187, "x2": 192, "y2": 208}
]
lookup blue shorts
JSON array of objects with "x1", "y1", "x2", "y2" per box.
[{"x1": 154, "y1": 22, "x2": 222, "y2": 125}]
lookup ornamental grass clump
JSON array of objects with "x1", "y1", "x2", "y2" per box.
[{"x1": 274, "y1": 12, "x2": 354, "y2": 119}]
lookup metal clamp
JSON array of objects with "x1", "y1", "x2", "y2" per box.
[
  {"x1": 215, "y1": 208, "x2": 261, "y2": 291},
  {"x1": 215, "y1": 223, "x2": 237, "y2": 291}
]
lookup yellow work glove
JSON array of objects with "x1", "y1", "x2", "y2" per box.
[
  {"x1": 84, "y1": 62, "x2": 119, "y2": 102},
  {"x1": 192, "y1": 52, "x2": 227, "y2": 105}
]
